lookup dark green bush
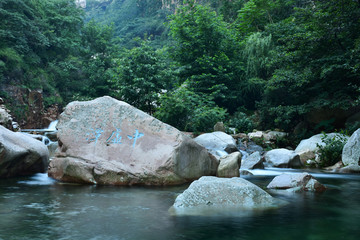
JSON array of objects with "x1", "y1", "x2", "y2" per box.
[
  {"x1": 154, "y1": 83, "x2": 228, "y2": 133},
  {"x1": 316, "y1": 133, "x2": 348, "y2": 167},
  {"x1": 227, "y1": 110, "x2": 254, "y2": 133}
]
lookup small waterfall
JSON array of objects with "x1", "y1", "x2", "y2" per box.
[
  {"x1": 21, "y1": 120, "x2": 59, "y2": 157},
  {"x1": 18, "y1": 173, "x2": 56, "y2": 185},
  {"x1": 47, "y1": 120, "x2": 58, "y2": 131}
]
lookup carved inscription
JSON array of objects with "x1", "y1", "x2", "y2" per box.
[{"x1": 85, "y1": 127, "x2": 144, "y2": 148}]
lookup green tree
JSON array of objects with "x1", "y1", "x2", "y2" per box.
[
  {"x1": 168, "y1": 0, "x2": 240, "y2": 110},
  {"x1": 258, "y1": 0, "x2": 360, "y2": 131},
  {"x1": 155, "y1": 81, "x2": 228, "y2": 132},
  {"x1": 79, "y1": 20, "x2": 116, "y2": 98},
  {"x1": 110, "y1": 39, "x2": 170, "y2": 114}
]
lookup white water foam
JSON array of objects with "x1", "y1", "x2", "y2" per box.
[{"x1": 18, "y1": 173, "x2": 56, "y2": 185}]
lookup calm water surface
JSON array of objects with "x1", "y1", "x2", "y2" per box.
[{"x1": 0, "y1": 170, "x2": 359, "y2": 240}]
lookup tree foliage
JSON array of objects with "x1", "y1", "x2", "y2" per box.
[
  {"x1": 1, "y1": 0, "x2": 360, "y2": 135},
  {"x1": 110, "y1": 39, "x2": 170, "y2": 113}
]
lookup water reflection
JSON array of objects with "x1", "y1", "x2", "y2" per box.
[{"x1": 0, "y1": 172, "x2": 359, "y2": 240}]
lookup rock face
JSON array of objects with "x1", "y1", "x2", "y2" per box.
[
  {"x1": 267, "y1": 173, "x2": 326, "y2": 193},
  {"x1": 48, "y1": 96, "x2": 218, "y2": 185},
  {"x1": 170, "y1": 176, "x2": 278, "y2": 216},
  {"x1": 342, "y1": 128, "x2": 360, "y2": 167},
  {"x1": 194, "y1": 131, "x2": 237, "y2": 159},
  {"x1": 0, "y1": 125, "x2": 49, "y2": 178},
  {"x1": 216, "y1": 152, "x2": 241, "y2": 178},
  {"x1": 264, "y1": 148, "x2": 302, "y2": 168},
  {"x1": 241, "y1": 151, "x2": 264, "y2": 170},
  {"x1": 341, "y1": 129, "x2": 360, "y2": 172}
]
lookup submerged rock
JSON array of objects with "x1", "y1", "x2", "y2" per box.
[
  {"x1": 0, "y1": 125, "x2": 49, "y2": 178},
  {"x1": 264, "y1": 148, "x2": 302, "y2": 168},
  {"x1": 48, "y1": 96, "x2": 218, "y2": 185},
  {"x1": 267, "y1": 173, "x2": 326, "y2": 193},
  {"x1": 194, "y1": 131, "x2": 237, "y2": 159},
  {"x1": 170, "y1": 176, "x2": 279, "y2": 216},
  {"x1": 216, "y1": 152, "x2": 241, "y2": 178}
]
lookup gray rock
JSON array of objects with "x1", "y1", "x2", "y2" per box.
[
  {"x1": 48, "y1": 96, "x2": 218, "y2": 185},
  {"x1": 217, "y1": 152, "x2": 241, "y2": 178},
  {"x1": 295, "y1": 133, "x2": 349, "y2": 153},
  {"x1": 194, "y1": 131, "x2": 237, "y2": 159},
  {"x1": 241, "y1": 151, "x2": 264, "y2": 170},
  {"x1": 213, "y1": 122, "x2": 225, "y2": 132},
  {"x1": 297, "y1": 150, "x2": 316, "y2": 165},
  {"x1": 267, "y1": 172, "x2": 326, "y2": 193},
  {"x1": 264, "y1": 131, "x2": 287, "y2": 141},
  {"x1": 339, "y1": 165, "x2": 360, "y2": 173},
  {"x1": 0, "y1": 125, "x2": 49, "y2": 178},
  {"x1": 264, "y1": 148, "x2": 302, "y2": 168},
  {"x1": 170, "y1": 176, "x2": 278, "y2": 216},
  {"x1": 0, "y1": 107, "x2": 13, "y2": 130},
  {"x1": 342, "y1": 128, "x2": 360, "y2": 167},
  {"x1": 248, "y1": 131, "x2": 264, "y2": 141}
]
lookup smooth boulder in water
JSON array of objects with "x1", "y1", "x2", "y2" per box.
[
  {"x1": 48, "y1": 96, "x2": 218, "y2": 185},
  {"x1": 169, "y1": 176, "x2": 279, "y2": 216},
  {"x1": 0, "y1": 125, "x2": 49, "y2": 178},
  {"x1": 267, "y1": 173, "x2": 326, "y2": 193}
]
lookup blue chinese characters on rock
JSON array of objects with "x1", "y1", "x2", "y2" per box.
[{"x1": 85, "y1": 127, "x2": 144, "y2": 148}]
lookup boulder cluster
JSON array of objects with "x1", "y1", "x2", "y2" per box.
[{"x1": 3, "y1": 96, "x2": 360, "y2": 217}]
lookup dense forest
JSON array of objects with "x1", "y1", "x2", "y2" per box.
[{"x1": 1, "y1": 0, "x2": 360, "y2": 140}]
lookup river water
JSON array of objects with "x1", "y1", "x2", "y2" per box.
[{"x1": 1, "y1": 170, "x2": 359, "y2": 240}]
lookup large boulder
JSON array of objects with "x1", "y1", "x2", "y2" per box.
[
  {"x1": 169, "y1": 176, "x2": 279, "y2": 216},
  {"x1": 216, "y1": 152, "x2": 241, "y2": 178},
  {"x1": 0, "y1": 125, "x2": 49, "y2": 178},
  {"x1": 48, "y1": 96, "x2": 218, "y2": 185},
  {"x1": 295, "y1": 133, "x2": 348, "y2": 153},
  {"x1": 264, "y1": 148, "x2": 302, "y2": 168},
  {"x1": 194, "y1": 131, "x2": 237, "y2": 159},
  {"x1": 267, "y1": 173, "x2": 326, "y2": 193},
  {"x1": 342, "y1": 128, "x2": 360, "y2": 171}
]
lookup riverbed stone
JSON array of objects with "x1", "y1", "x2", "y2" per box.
[
  {"x1": 194, "y1": 131, "x2": 237, "y2": 159},
  {"x1": 248, "y1": 131, "x2": 264, "y2": 141},
  {"x1": 169, "y1": 176, "x2": 278, "y2": 216},
  {"x1": 48, "y1": 96, "x2": 218, "y2": 185},
  {"x1": 216, "y1": 152, "x2": 241, "y2": 178},
  {"x1": 267, "y1": 173, "x2": 326, "y2": 193},
  {"x1": 0, "y1": 125, "x2": 49, "y2": 178},
  {"x1": 264, "y1": 148, "x2": 302, "y2": 168},
  {"x1": 342, "y1": 128, "x2": 360, "y2": 168},
  {"x1": 297, "y1": 150, "x2": 316, "y2": 165},
  {"x1": 241, "y1": 151, "x2": 264, "y2": 170},
  {"x1": 264, "y1": 131, "x2": 287, "y2": 141},
  {"x1": 295, "y1": 133, "x2": 349, "y2": 154},
  {"x1": 213, "y1": 122, "x2": 225, "y2": 132}
]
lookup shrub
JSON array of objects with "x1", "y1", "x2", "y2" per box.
[
  {"x1": 316, "y1": 132, "x2": 348, "y2": 167},
  {"x1": 154, "y1": 83, "x2": 228, "y2": 133},
  {"x1": 227, "y1": 111, "x2": 254, "y2": 133}
]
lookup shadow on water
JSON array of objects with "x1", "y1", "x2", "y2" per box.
[{"x1": 0, "y1": 171, "x2": 360, "y2": 240}]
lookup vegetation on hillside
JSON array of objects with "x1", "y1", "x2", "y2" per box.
[{"x1": 1, "y1": 0, "x2": 360, "y2": 137}]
